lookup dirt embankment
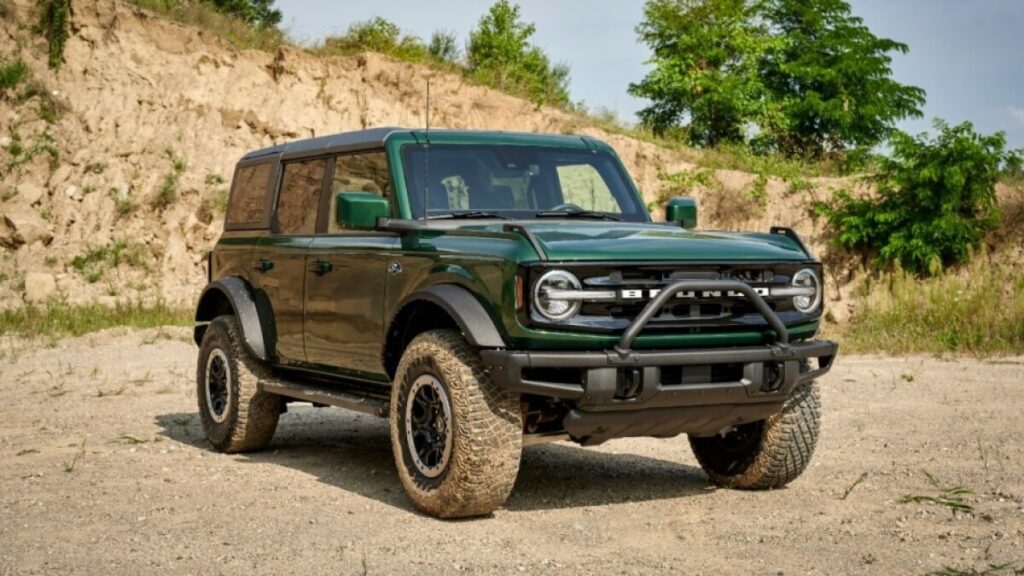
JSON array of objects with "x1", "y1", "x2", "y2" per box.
[
  {"x1": 0, "y1": 329, "x2": 1022, "y2": 574},
  {"x1": 1, "y1": 0, "x2": 869, "y2": 315}
]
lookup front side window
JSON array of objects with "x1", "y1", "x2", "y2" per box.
[
  {"x1": 402, "y1": 145, "x2": 647, "y2": 221},
  {"x1": 276, "y1": 158, "x2": 326, "y2": 235},
  {"x1": 328, "y1": 151, "x2": 392, "y2": 233}
]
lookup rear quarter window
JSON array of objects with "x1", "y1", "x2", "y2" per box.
[{"x1": 226, "y1": 162, "x2": 274, "y2": 229}]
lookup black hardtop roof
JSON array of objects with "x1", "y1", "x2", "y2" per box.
[
  {"x1": 239, "y1": 127, "x2": 597, "y2": 163},
  {"x1": 241, "y1": 127, "x2": 403, "y2": 161}
]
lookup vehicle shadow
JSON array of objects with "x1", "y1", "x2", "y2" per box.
[{"x1": 155, "y1": 407, "x2": 713, "y2": 515}]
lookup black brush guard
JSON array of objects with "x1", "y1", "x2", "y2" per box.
[{"x1": 481, "y1": 280, "x2": 838, "y2": 444}]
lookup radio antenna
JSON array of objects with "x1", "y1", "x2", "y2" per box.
[{"x1": 422, "y1": 78, "x2": 431, "y2": 223}]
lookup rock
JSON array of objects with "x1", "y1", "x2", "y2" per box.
[
  {"x1": 0, "y1": 135, "x2": 11, "y2": 148},
  {"x1": 17, "y1": 183, "x2": 46, "y2": 206},
  {"x1": 24, "y1": 272, "x2": 58, "y2": 304},
  {"x1": 0, "y1": 207, "x2": 54, "y2": 248},
  {"x1": 65, "y1": 185, "x2": 83, "y2": 202}
]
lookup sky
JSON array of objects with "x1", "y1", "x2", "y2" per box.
[{"x1": 279, "y1": 0, "x2": 1024, "y2": 149}]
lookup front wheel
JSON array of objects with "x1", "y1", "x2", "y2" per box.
[
  {"x1": 390, "y1": 330, "x2": 522, "y2": 518},
  {"x1": 689, "y1": 382, "x2": 820, "y2": 489}
]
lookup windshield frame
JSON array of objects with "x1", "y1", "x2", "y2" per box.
[{"x1": 397, "y1": 143, "x2": 650, "y2": 222}]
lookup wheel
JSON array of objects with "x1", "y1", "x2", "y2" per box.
[
  {"x1": 196, "y1": 315, "x2": 281, "y2": 453},
  {"x1": 689, "y1": 382, "x2": 820, "y2": 489},
  {"x1": 390, "y1": 329, "x2": 522, "y2": 518}
]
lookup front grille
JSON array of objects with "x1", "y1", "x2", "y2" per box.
[{"x1": 524, "y1": 262, "x2": 819, "y2": 334}]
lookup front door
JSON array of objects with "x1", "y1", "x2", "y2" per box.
[{"x1": 303, "y1": 150, "x2": 397, "y2": 378}]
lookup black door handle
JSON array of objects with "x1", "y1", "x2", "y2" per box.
[
  {"x1": 311, "y1": 260, "x2": 333, "y2": 276},
  {"x1": 254, "y1": 258, "x2": 274, "y2": 273}
]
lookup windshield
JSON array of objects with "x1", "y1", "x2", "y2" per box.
[{"x1": 402, "y1": 144, "x2": 649, "y2": 221}]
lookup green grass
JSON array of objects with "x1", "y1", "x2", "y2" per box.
[
  {"x1": 71, "y1": 240, "x2": 150, "y2": 283},
  {"x1": 151, "y1": 148, "x2": 186, "y2": 210},
  {"x1": 0, "y1": 302, "x2": 191, "y2": 338},
  {"x1": 123, "y1": 0, "x2": 283, "y2": 51},
  {"x1": 841, "y1": 262, "x2": 1024, "y2": 355},
  {"x1": 0, "y1": 58, "x2": 29, "y2": 92}
]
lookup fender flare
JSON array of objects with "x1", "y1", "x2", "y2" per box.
[
  {"x1": 194, "y1": 277, "x2": 271, "y2": 361},
  {"x1": 391, "y1": 284, "x2": 507, "y2": 349}
]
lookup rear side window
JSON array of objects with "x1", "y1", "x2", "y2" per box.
[
  {"x1": 226, "y1": 162, "x2": 273, "y2": 228},
  {"x1": 276, "y1": 158, "x2": 327, "y2": 235}
]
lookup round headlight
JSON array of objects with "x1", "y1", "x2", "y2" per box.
[
  {"x1": 792, "y1": 268, "x2": 821, "y2": 313},
  {"x1": 533, "y1": 270, "x2": 582, "y2": 322}
]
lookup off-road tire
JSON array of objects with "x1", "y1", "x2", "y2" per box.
[
  {"x1": 689, "y1": 382, "x2": 820, "y2": 489},
  {"x1": 390, "y1": 329, "x2": 522, "y2": 518},
  {"x1": 196, "y1": 315, "x2": 281, "y2": 453}
]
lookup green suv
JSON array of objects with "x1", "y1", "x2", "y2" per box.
[{"x1": 194, "y1": 128, "x2": 837, "y2": 518}]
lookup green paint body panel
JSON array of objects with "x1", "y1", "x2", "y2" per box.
[{"x1": 206, "y1": 129, "x2": 828, "y2": 382}]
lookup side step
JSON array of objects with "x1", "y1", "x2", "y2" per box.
[{"x1": 261, "y1": 380, "x2": 389, "y2": 417}]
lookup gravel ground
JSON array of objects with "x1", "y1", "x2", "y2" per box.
[{"x1": 1, "y1": 327, "x2": 1022, "y2": 575}]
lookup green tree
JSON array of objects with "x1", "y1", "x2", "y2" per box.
[
  {"x1": 631, "y1": 0, "x2": 925, "y2": 156},
  {"x1": 429, "y1": 31, "x2": 460, "y2": 63},
  {"x1": 203, "y1": 0, "x2": 281, "y2": 29},
  {"x1": 758, "y1": 0, "x2": 926, "y2": 155},
  {"x1": 629, "y1": 0, "x2": 772, "y2": 146},
  {"x1": 467, "y1": 0, "x2": 570, "y2": 106},
  {"x1": 821, "y1": 121, "x2": 1021, "y2": 274}
]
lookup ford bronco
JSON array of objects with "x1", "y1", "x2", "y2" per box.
[{"x1": 193, "y1": 128, "x2": 837, "y2": 518}]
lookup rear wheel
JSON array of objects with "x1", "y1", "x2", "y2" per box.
[
  {"x1": 390, "y1": 330, "x2": 522, "y2": 518},
  {"x1": 196, "y1": 315, "x2": 281, "y2": 453},
  {"x1": 689, "y1": 382, "x2": 820, "y2": 489}
]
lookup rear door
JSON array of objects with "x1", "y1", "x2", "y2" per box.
[
  {"x1": 250, "y1": 157, "x2": 328, "y2": 365},
  {"x1": 304, "y1": 150, "x2": 399, "y2": 379}
]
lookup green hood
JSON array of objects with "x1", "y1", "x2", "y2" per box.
[{"x1": 470, "y1": 221, "x2": 810, "y2": 261}]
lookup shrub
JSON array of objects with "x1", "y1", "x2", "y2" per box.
[
  {"x1": 821, "y1": 120, "x2": 1022, "y2": 275},
  {"x1": 38, "y1": 0, "x2": 71, "y2": 70}
]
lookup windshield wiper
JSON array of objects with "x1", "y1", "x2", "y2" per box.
[
  {"x1": 427, "y1": 211, "x2": 509, "y2": 220},
  {"x1": 534, "y1": 210, "x2": 621, "y2": 221}
]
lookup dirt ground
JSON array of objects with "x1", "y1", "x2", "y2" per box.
[{"x1": 1, "y1": 327, "x2": 1022, "y2": 575}]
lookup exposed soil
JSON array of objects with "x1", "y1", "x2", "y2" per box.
[{"x1": 1, "y1": 328, "x2": 1022, "y2": 574}]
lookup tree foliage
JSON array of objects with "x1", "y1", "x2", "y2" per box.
[
  {"x1": 630, "y1": 0, "x2": 925, "y2": 156},
  {"x1": 203, "y1": 0, "x2": 280, "y2": 29},
  {"x1": 821, "y1": 121, "x2": 1022, "y2": 275},
  {"x1": 630, "y1": 0, "x2": 771, "y2": 147},
  {"x1": 467, "y1": 0, "x2": 570, "y2": 106}
]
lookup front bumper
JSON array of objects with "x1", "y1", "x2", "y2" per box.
[
  {"x1": 481, "y1": 340, "x2": 837, "y2": 443},
  {"x1": 481, "y1": 278, "x2": 838, "y2": 444}
]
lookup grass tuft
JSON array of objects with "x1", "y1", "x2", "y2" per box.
[
  {"x1": 901, "y1": 471, "x2": 975, "y2": 516},
  {"x1": 0, "y1": 302, "x2": 191, "y2": 339}
]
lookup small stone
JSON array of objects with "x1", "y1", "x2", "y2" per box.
[
  {"x1": 0, "y1": 207, "x2": 54, "y2": 248},
  {"x1": 65, "y1": 185, "x2": 83, "y2": 202},
  {"x1": 0, "y1": 135, "x2": 11, "y2": 148},
  {"x1": 24, "y1": 273, "x2": 58, "y2": 304},
  {"x1": 17, "y1": 183, "x2": 46, "y2": 206}
]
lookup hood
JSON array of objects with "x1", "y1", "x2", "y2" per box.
[{"x1": 466, "y1": 221, "x2": 811, "y2": 261}]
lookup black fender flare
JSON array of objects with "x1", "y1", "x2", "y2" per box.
[
  {"x1": 391, "y1": 284, "x2": 507, "y2": 349},
  {"x1": 194, "y1": 277, "x2": 271, "y2": 361}
]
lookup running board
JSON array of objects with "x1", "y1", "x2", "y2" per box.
[{"x1": 261, "y1": 380, "x2": 389, "y2": 417}]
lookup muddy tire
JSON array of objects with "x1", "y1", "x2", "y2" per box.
[
  {"x1": 196, "y1": 315, "x2": 281, "y2": 453},
  {"x1": 390, "y1": 330, "x2": 522, "y2": 518},
  {"x1": 689, "y1": 382, "x2": 820, "y2": 489}
]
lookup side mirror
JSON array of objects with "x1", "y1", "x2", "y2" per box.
[
  {"x1": 336, "y1": 191, "x2": 390, "y2": 230},
  {"x1": 665, "y1": 197, "x2": 698, "y2": 229}
]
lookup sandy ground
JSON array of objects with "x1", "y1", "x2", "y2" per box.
[{"x1": 0, "y1": 327, "x2": 1022, "y2": 575}]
